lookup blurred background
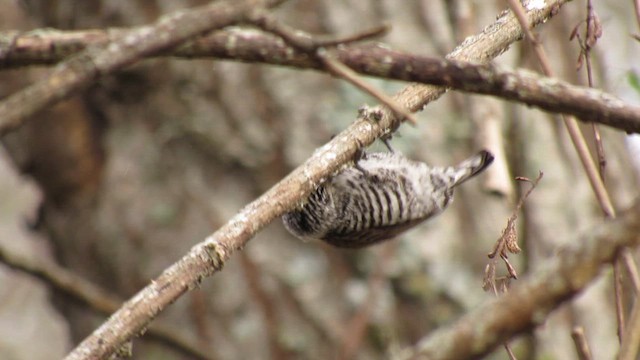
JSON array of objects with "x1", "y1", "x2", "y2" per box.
[{"x1": 1, "y1": 0, "x2": 640, "y2": 359}]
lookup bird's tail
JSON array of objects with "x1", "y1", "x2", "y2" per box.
[{"x1": 450, "y1": 150, "x2": 494, "y2": 187}]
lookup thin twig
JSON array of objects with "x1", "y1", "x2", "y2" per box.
[
  {"x1": 622, "y1": 249, "x2": 640, "y2": 294},
  {"x1": 570, "y1": 0, "x2": 606, "y2": 179},
  {"x1": 249, "y1": 12, "x2": 418, "y2": 125},
  {"x1": 505, "y1": 0, "x2": 640, "y2": 347},
  {"x1": 573, "y1": 0, "x2": 640, "y2": 347},
  {"x1": 588, "y1": 55, "x2": 607, "y2": 178},
  {"x1": 483, "y1": 173, "x2": 542, "y2": 360},
  {"x1": 591, "y1": 121, "x2": 606, "y2": 177},
  {"x1": 60, "y1": 2, "x2": 573, "y2": 359},
  {"x1": 308, "y1": 23, "x2": 391, "y2": 48},
  {"x1": 319, "y1": 54, "x2": 418, "y2": 125},
  {"x1": 2, "y1": 29, "x2": 640, "y2": 133},
  {"x1": 634, "y1": 0, "x2": 640, "y2": 34},
  {"x1": 484, "y1": 173, "x2": 543, "y2": 287},
  {"x1": 615, "y1": 258, "x2": 627, "y2": 341},
  {"x1": 504, "y1": 343, "x2": 518, "y2": 360},
  {"x1": 247, "y1": 11, "x2": 386, "y2": 52},
  {"x1": 571, "y1": 326, "x2": 593, "y2": 360},
  {"x1": 505, "y1": 0, "x2": 615, "y2": 216}
]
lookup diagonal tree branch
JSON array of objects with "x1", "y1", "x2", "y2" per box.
[
  {"x1": 396, "y1": 199, "x2": 640, "y2": 360},
  {"x1": 0, "y1": 243, "x2": 214, "y2": 360},
  {"x1": 3, "y1": 22, "x2": 640, "y2": 134},
  {"x1": 61, "y1": 1, "x2": 572, "y2": 359},
  {"x1": 0, "y1": 0, "x2": 286, "y2": 137}
]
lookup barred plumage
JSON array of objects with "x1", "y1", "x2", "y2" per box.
[{"x1": 283, "y1": 150, "x2": 494, "y2": 248}]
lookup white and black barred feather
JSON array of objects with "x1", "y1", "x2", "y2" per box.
[{"x1": 283, "y1": 150, "x2": 494, "y2": 248}]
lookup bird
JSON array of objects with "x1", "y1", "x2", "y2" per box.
[{"x1": 282, "y1": 149, "x2": 494, "y2": 248}]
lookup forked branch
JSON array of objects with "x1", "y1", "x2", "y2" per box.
[
  {"x1": 397, "y1": 199, "x2": 640, "y2": 360},
  {"x1": 11, "y1": 1, "x2": 574, "y2": 359},
  {"x1": 2, "y1": 18, "x2": 640, "y2": 133}
]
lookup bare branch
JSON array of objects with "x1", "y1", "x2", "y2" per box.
[
  {"x1": 482, "y1": 173, "x2": 542, "y2": 359},
  {"x1": 506, "y1": 0, "x2": 640, "y2": 349},
  {"x1": 633, "y1": 0, "x2": 640, "y2": 38},
  {"x1": 506, "y1": 0, "x2": 616, "y2": 221},
  {"x1": 2, "y1": 27, "x2": 640, "y2": 133},
  {"x1": 619, "y1": 297, "x2": 640, "y2": 360},
  {"x1": 396, "y1": 199, "x2": 640, "y2": 360},
  {"x1": 484, "y1": 173, "x2": 542, "y2": 290},
  {"x1": 571, "y1": 0, "x2": 606, "y2": 178},
  {"x1": 615, "y1": 259, "x2": 627, "y2": 341},
  {"x1": 504, "y1": 344, "x2": 518, "y2": 360},
  {"x1": 318, "y1": 54, "x2": 419, "y2": 126},
  {"x1": 571, "y1": 326, "x2": 593, "y2": 360},
  {"x1": 61, "y1": 2, "x2": 572, "y2": 359},
  {"x1": 248, "y1": 12, "x2": 418, "y2": 125},
  {"x1": 622, "y1": 249, "x2": 640, "y2": 293},
  {"x1": 0, "y1": 0, "x2": 286, "y2": 137}
]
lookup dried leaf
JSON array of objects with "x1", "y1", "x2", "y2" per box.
[
  {"x1": 586, "y1": 11, "x2": 602, "y2": 49},
  {"x1": 504, "y1": 221, "x2": 521, "y2": 254}
]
